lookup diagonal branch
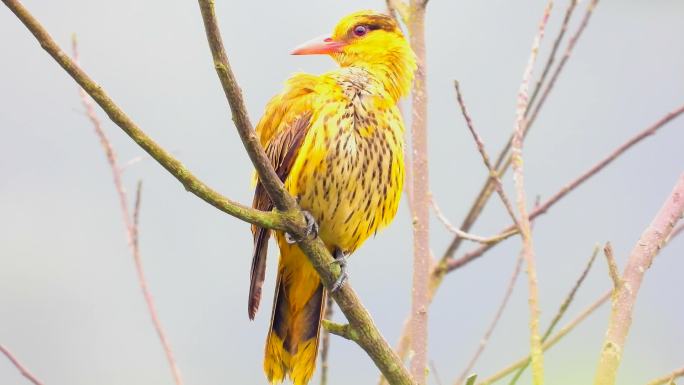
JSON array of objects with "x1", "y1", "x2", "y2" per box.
[
  {"x1": 0, "y1": 344, "x2": 44, "y2": 385},
  {"x1": 1, "y1": 0, "x2": 286, "y2": 232},
  {"x1": 2, "y1": 1, "x2": 416, "y2": 383},
  {"x1": 72, "y1": 38, "x2": 185, "y2": 385},
  {"x1": 446, "y1": 103, "x2": 684, "y2": 272},
  {"x1": 594, "y1": 174, "x2": 684, "y2": 385},
  {"x1": 646, "y1": 366, "x2": 684, "y2": 385}
]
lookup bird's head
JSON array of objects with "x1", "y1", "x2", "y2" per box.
[{"x1": 292, "y1": 10, "x2": 416, "y2": 99}]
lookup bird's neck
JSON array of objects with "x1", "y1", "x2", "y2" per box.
[{"x1": 347, "y1": 53, "x2": 415, "y2": 103}]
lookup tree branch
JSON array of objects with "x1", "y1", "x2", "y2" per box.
[
  {"x1": 407, "y1": 0, "x2": 430, "y2": 382},
  {"x1": 510, "y1": 3, "x2": 554, "y2": 383},
  {"x1": 3, "y1": 1, "x2": 416, "y2": 383},
  {"x1": 446, "y1": 103, "x2": 684, "y2": 272},
  {"x1": 602, "y1": 242, "x2": 621, "y2": 291},
  {"x1": 477, "y1": 290, "x2": 611, "y2": 385},
  {"x1": 72, "y1": 37, "x2": 185, "y2": 385},
  {"x1": 1, "y1": 0, "x2": 286, "y2": 232},
  {"x1": 594, "y1": 174, "x2": 684, "y2": 385},
  {"x1": 508, "y1": 245, "x2": 600, "y2": 384},
  {"x1": 646, "y1": 366, "x2": 684, "y2": 385},
  {"x1": 0, "y1": 344, "x2": 44, "y2": 385}
]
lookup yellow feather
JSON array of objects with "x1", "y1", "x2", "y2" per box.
[{"x1": 256, "y1": 10, "x2": 415, "y2": 385}]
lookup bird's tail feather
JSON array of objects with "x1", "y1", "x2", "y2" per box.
[{"x1": 264, "y1": 240, "x2": 326, "y2": 385}]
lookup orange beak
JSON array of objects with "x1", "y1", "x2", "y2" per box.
[{"x1": 291, "y1": 35, "x2": 346, "y2": 55}]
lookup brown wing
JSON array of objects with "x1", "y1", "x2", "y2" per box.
[{"x1": 248, "y1": 112, "x2": 312, "y2": 319}]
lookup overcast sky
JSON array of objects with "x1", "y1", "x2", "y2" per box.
[{"x1": 1, "y1": 1, "x2": 683, "y2": 384}]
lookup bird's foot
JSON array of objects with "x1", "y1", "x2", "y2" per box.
[
  {"x1": 330, "y1": 249, "x2": 349, "y2": 292},
  {"x1": 285, "y1": 210, "x2": 319, "y2": 244}
]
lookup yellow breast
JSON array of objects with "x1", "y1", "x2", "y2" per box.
[{"x1": 285, "y1": 68, "x2": 405, "y2": 253}]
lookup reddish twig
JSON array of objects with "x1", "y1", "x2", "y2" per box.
[
  {"x1": 594, "y1": 174, "x2": 684, "y2": 384},
  {"x1": 447, "y1": 103, "x2": 684, "y2": 272},
  {"x1": 508, "y1": 245, "x2": 600, "y2": 384},
  {"x1": 431, "y1": 193, "x2": 517, "y2": 244},
  {"x1": 646, "y1": 366, "x2": 684, "y2": 385},
  {"x1": 439, "y1": 0, "x2": 600, "y2": 266},
  {"x1": 72, "y1": 37, "x2": 184, "y2": 385},
  {"x1": 478, "y1": 290, "x2": 611, "y2": 385},
  {"x1": 454, "y1": 80, "x2": 520, "y2": 228},
  {"x1": 320, "y1": 294, "x2": 335, "y2": 385},
  {"x1": 510, "y1": 3, "x2": 554, "y2": 383},
  {"x1": 0, "y1": 344, "x2": 44, "y2": 385},
  {"x1": 454, "y1": 254, "x2": 524, "y2": 385}
]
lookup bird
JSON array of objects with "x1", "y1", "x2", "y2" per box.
[{"x1": 248, "y1": 10, "x2": 416, "y2": 385}]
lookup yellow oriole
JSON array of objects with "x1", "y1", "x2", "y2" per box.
[{"x1": 248, "y1": 10, "x2": 416, "y2": 385}]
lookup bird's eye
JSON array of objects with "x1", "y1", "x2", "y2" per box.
[{"x1": 353, "y1": 25, "x2": 368, "y2": 37}]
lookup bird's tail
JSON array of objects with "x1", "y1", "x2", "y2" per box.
[{"x1": 264, "y1": 237, "x2": 326, "y2": 385}]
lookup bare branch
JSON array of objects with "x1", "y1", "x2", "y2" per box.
[
  {"x1": 446, "y1": 103, "x2": 684, "y2": 272},
  {"x1": 320, "y1": 295, "x2": 334, "y2": 385},
  {"x1": 407, "y1": 0, "x2": 430, "y2": 382},
  {"x1": 386, "y1": 0, "x2": 410, "y2": 24},
  {"x1": 72, "y1": 37, "x2": 185, "y2": 385},
  {"x1": 454, "y1": 80, "x2": 521, "y2": 228},
  {"x1": 454, "y1": 254, "x2": 524, "y2": 385},
  {"x1": 603, "y1": 242, "x2": 621, "y2": 291},
  {"x1": 510, "y1": 3, "x2": 554, "y2": 383},
  {"x1": 477, "y1": 291, "x2": 611, "y2": 385},
  {"x1": 439, "y1": 0, "x2": 601, "y2": 267},
  {"x1": 508, "y1": 245, "x2": 600, "y2": 384},
  {"x1": 0, "y1": 344, "x2": 44, "y2": 385},
  {"x1": 431, "y1": 193, "x2": 517, "y2": 244},
  {"x1": 321, "y1": 321, "x2": 359, "y2": 342},
  {"x1": 646, "y1": 366, "x2": 684, "y2": 385},
  {"x1": 594, "y1": 174, "x2": 684, "y2": 385}
]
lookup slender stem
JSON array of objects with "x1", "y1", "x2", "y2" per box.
[
  {"x1": 72, "y1": 38, "x2": 185, "y2": 385},
  {"x1": 454, "y1": 80, "x2": 521, "y2": 228},
  {"x1": 646, "y1": 366, "x2": 684, "y2": 385},
  {"x1": 320, "y1": 295, "x2": 335, "y2": 385},
  {"x1": 454, "y1": 254, "x2": 524, "y2": 385},
  {"x1": 386, "y1": 0, "x2": 603, "y2": 370},
  {"x1": 511, "y1": 3, "x2": 554, "y2": 383},
  {"x1": 408, "y1": 1, "x2": 430, "y2": 382},
  {"x1": 1, "y1": 0, "x2": 285, "y2": 231},
  {"x1": 477, "y1": 291, "x2": 611, "y2": 385},
  {"x1": 0, "y1": 344, "x2": 45, "y2": 385},
  {"x1": 508, "y1": 245, "x2": 600, "y2": 385},
  {"x1": 431, "y1": 194, "x2": 517, "y2": 244},
  {"x1": 602, "y1": 243, "x2": 621, "y2": 291},
  {"x1": 594, "y1": 174, "x2": 684, "y2": 385},
  {"x1": 447, "y1": 103, "x2": 684, "y2": 272}
]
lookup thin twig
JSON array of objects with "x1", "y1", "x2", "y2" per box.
[
  {"x1": 508, "y1": 245, "x2": 600, "y2": 385},
  {"x1": 477, "y1": 291, "x2": 611, "y2": 385},
  {"x1": 594, "y1": 174, "x2": 684, "y2": 385},
  {"x1": 320, "y1": 295, "x2": 334, "y2": 385},
  {"x1": 454, "y1": 254, "x2": 524, "y2": 385},
  {"x1": 438, "y1": 0, "x2": 601, "y2": 267},
  {"x1": 431, "y1": 194, "x2": 517, "y2": 244},
  {"x1": 510, "y1": 3, "x2": 554, "y2": 383},
  {"x1": 72, "y1": 37, "x2": 185, "y2": 385},
  {"x1": 446, "y1": 103, "x2": 684, "y2": 272},
  {"x1": 603, "y1": 242, "x2": 621, "y2": 291},
  {"x1": 0, "y1": 344, "x2": 45, "y2": 385},
  {"x1": 646, "y1": 366, "x2": 684, "y2": 385},
  {"x1": 454, "y1": 198, "x2": 541, "y2": 385},
  {"x1": 430, "y1": 361, "x2": 444, "y2": 385},
  {"x1": 387, "y1": 0, "x2": 602, "y2": 369},
  {"x1": 454, "y1": 80, "x2": 520, "y2": 227}
]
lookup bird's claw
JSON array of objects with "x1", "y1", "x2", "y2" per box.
[
  {"x1": 285, "y1": 210, "x2": 319, "y2": 244},
  {"x1": 330, "y1": 249, "x2": 349, "y2": 292}
]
